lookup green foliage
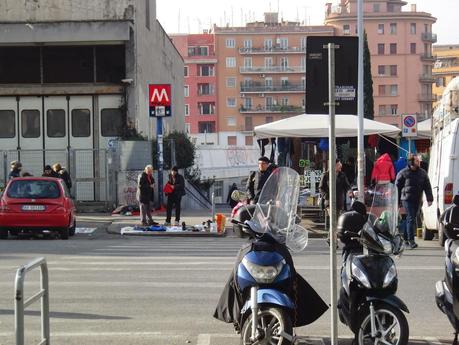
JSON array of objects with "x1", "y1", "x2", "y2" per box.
[
  {"x1": 364, "y1": 32, "x2": 374, "y2": 120},
  {"x1": 151, "y1": 131, "x2": 196, "y2": 170},
  {"x1": 184, "y1": 166, "x2": 215, "y2": 192}
]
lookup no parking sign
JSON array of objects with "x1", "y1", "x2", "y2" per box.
[{"x1": 402, "y1": 114, "x2": 417, "y2": 137}]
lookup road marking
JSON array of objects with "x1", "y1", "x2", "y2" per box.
[
  {"x1": 197, "y1": 333, "x2": 212, "y2": 345},
  {"x1": 75, "y1": 227, "x2": 97, "y2": 234}
]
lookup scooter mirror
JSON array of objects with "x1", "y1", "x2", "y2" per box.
[{"x1": 231, "y1": 190, "x2": 248, "y2": 202}]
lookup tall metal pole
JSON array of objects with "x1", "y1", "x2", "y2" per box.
[
  {"x1": 328, "y1": 43, "x2": 338, "y2": 345},
  {"x1": 357, "y1": 0, "x2": 365, "y2": 198},
  {"x1": 157, "y1": 117, "x2": 164, "y2": 208}
]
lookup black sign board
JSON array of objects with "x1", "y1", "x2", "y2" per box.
[{"x1": 306, "y1": 36, "x2": 358, "y2": 114}]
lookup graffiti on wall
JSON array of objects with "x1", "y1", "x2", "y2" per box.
[
  {"x1": 226, "y1": 147, "x2": 258, "y2": 166},
  {"x1": 117, "y1": 170, "x2": 142, "y2": 205}
]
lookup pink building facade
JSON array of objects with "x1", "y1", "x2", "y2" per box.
[
  {"x1": 325, "y1": 0, "x2": 436, "y2": 127},
  {"x1": 170, "y1": 33, "x2": 218, "y2": 142}
]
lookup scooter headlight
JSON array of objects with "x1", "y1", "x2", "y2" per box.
[
  {"x1": 383, "y1": 264, "x2": 397, "y2": 287},
  {"x1": 242, "y1": 258, "x2": 285, "y2": 284},
  {"x1": 351, "y1": 262, "x2": 371, "y2": 288}
]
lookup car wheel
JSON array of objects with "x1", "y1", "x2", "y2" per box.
[
  {"x1": 69, "y1": 220, "x2": 76, "y2": 237},
  {"x1": 60, "y1": 227, "x2": 69, "y2": 240},
  {"x1": 0, "y1": 227, "x2": 8, "y2": 240}
]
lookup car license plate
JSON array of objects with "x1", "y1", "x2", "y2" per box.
[{"x1": 21, "y1": 205, "x2": 46, "y2": 211}]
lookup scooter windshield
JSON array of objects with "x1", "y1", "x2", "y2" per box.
[
  {"x1": 251, "y1": 167, "x2": 303, "y2": 248},
  {"x1": 366, "y1": 183, "x2": 399, "y2": 237}
]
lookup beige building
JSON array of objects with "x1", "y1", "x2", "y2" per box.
[
  {"x1": 325, "y1": 0, "x2": 436, "y2": 127},
  {"x1": 433, "y1": 45, "x2": 459, "y2": 108},
  {"x1": 214, "y1": 13, "x2": 334, "y2": 147}
]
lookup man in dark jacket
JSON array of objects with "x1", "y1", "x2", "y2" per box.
[
  {"x1": 227, "y1": 183, "x2": 238, "y2": 209},
  {"x1": 246, "y1": 156, "x2": 276, "y2": 204},
  {"x1": 8, "y1": 161, "x2": 22, "y2": 180},
  {"x1": 395, "y1": 155, "x2": 433, "y2": 249},
  {"x1": 52, "y1": 163, "x2": 72, "y2": 191},
  {"x1": 138, "y1": 164, "x2": 155, "y2": 226},
  {"x1": 319, "y1": 159, "x2": 352, "y2": 214},
  {"x1": 165, "y1": 166, "x2": 186, "y2": 226}
]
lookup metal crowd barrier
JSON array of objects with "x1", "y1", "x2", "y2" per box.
[{"x1": 14, "y1": 257, "x2": 50, "y2": 345}]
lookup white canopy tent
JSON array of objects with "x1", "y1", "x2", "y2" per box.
[
  {"x1": 254, "y1": 114, "x2": 400, "y2": 138},
  {"x1": 417, "y1": 118, "x2": 432, "y2": 138}
]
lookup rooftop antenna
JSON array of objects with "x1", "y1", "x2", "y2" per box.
[{"x1": 178, "y1": 9, "x2": 181, "y2": 32}]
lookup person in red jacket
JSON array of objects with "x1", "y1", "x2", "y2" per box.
[{"x1": 371, "y1": 153, "x2": 395, "y2": 184}]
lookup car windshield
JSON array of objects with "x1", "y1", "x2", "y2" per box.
[{"x1": 7, "y1": 180, "x2": 61, "y2": 199}]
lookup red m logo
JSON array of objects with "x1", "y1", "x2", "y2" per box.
[{"x1": 149, "y1": 84, "x2": 171, "y2": 106}]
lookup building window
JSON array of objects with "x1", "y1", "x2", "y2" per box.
[
  {"x1": 389, "y1": 23, "x2": 397, "y2": 35},
  {"x1": 226, "y1": 57, "x2": 236, "y2": 68},
  {"x1": 280, "y1": 57, "x2": 288, "y2": 69},
  {"x1": 188, "y1": 46, "x2": 209, "y2": 56},
  {"x1": 227, "y1": 97, "x2": 236, "y2": 107},
  {"x1": 410, "y1": 23, "x2": 416, "y2": 34},
  {"x1": 266, "y1": 78, "x2": 273, "y2": 88},
  {"x1": 243, "y1": 97, "x2": 253, "y2": 110},
  {"x1": 198, "y1": 102, "x2": 215, "y2": 115},
  {"x1": 378, "y1": 44, "x2": 385, "y2": 55},
  {"x1": 71, "y1": 109, "x2": 90, "y2": 137},
  {"x1": 436, "y1": 77, "x2": 445, "y2": 87},
  {"x1": 0, "y1": 110, "x2": 15, "y2": 138},
  {"x1": 264, "y1": 57, "x2": 273, "y2": 67},
  {"x1": 390, "y1": 65, "x2": 397, "y2": 76},
  {"x1": 214, "y1": 180, "x2": 223, "y2": 198},
  {"x1": 184, "y1": 85, "x2": 189, "y2": 97},
  {"x1": 185, "y1": 104, "x2": 189, "y2": 116},
  {"x1": 390, "y1": 104, "x2": 398, "y2": 115},
  {"x1": 21, "y1": 110, "x2": 40, "y2": 138},
  {"x1": 264, "y1": 39, "x2": 272, "y2": 50},
  {"x1": 185, "y1": 123, "x2": 190, "y2": 134},
  {"x1": 243, "y1": 39, "x2": 252, "y2": 49},
  {"x1": 379, "y1": 105, "x2": 386, "y2": 116},
  {"x1": 373, "y1": 3, "x2": 380, "y2": 12},
  {"x1": 410, "y1": 43, "x2": 416, "y2": 54},
  {"x1": 279, "y1": 38, "x2": 288, "y2": 49},
  {"x1": 244, "y1": 57, "x2": 252, "y2": 68},
  {"x1": 387, "y1": 3, "x2": 395, "y2": 12},
  {"x1": 226, "y1": 38, "x2": 235, "y2": 48},
  {"x1": 198, "y1": 83, "x2": 214, "y2": 95},
  {"x1": 281, "y1": 97, "x2": 289, "y2": 106},
  {"x1": 101, "y1": 108, "x2": 123, "y2": 137},
  {"x1": 378, "y1": 24, "x2": 384, "y2": 34},
  {"x1": 227, "y1": 136, "x2": 237, "y2": 146},
  {"x1": 226, "y1": 77, "x2": 236, "y2": 88},
  {"x1": 378, "y1": 65, "x2": 385, "y2": 75},
  {"x1": 227, "y1": 117, "x2": 236, "y2": 126},
  {"x1": 378, "y1": 85, "x2": 386, "y2": 96},
  {"x1": 184, "y1": 66, "x2": 188, "y2": 77},
  {"x1": 198, "y1": 65, "x2": 214, "y2": 76},
  {"x1": 389, "y1": 43, "x2": 397, "y2": 55},
  {"x1": 343, "y1": 24, "x2": 350, "y2": 35},
  {"x1": 245, "y1": 136, "x2": 253, "y2": 146},
  {"x1": 46, "y1": 109, "x2": 66, "y2": 138},
  {"x1": 389, "y1": 85, "x2": 398, "y2": 96},
  {"x1": 244, "y1": 116, "x2": 253, "y2": 131},
  {"x1": 301, "y1": 37, "x2": 307, "y2": 50},
  {"x1": 198, "y1": 121, "x2": 215, "y2": 133}
]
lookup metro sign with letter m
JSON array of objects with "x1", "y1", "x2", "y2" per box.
[{"x1": 149, "y1": 84, "x2": 172, "y2": 117}]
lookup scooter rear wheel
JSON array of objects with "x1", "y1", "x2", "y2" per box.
[
  {"x1": 240, "y1": 306, "x2": 292, "y2": 345},
  {"x1": 357, "y1": 302, "x2": 409, "y2": 345}
]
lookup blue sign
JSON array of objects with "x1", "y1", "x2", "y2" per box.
[{"x1": 403, "y1": 116, "x2": 416, "y2": 127}]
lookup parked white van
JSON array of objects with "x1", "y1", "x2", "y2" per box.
[{"x1": 422, "y1": 77, "x2": 459, "y2": 245}]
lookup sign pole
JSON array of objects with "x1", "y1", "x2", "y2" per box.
[
  {"x1": 357, "y1": 0, "x2": 365, "y2": 199},
  {"x1": 328, "y1": 42, "x2": 338, "y2": 345},
  {"x1": 157, "y1": 116, "x2": 164, "y2": 208}
]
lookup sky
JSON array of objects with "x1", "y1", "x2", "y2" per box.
[{"x1": 156, "y1": 0, "x2": 458, "y2": 45}]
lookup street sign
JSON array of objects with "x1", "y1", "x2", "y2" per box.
[
  {"x1": 402, "y1": 114, "x2": 417, "y2": 137},
  {"x1": 306, "y1": 36, "x2": 358, "y2": 114},
  {"x1": 148, "y1": 84, "x2": 172, "y2": 117}
]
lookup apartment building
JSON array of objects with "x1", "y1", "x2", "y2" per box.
[
  {"x1": 170, "y1": 33, "x2": 218, "y2": 145},
  {"x1": 433, "y1": 45, "x2": 459, "y2": 108},
  {"x1": 325, "y1": 0, "x2": 436, "y2": 127},
  {"x1": 214, "y1": 13, "x2": 334, "y2": 147}
]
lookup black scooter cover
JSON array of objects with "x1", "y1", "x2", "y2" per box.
[{"x1": 213, "y1": 236, "x2": 328, "y2": 327}]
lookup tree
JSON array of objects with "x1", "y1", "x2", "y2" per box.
[
  {"x1": 364, "y1": 32, "x2": 374, "y2": 120},
  {"x1": 151, "y1": 131, "x2": 196, "y2": 170}
]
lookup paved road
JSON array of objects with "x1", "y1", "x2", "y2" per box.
[{"x1": 0, "y1": 228, "x2": 452, "y2": 345}]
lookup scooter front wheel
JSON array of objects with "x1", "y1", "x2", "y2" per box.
[
  {"x1": 357, "y1": 303, "x2": 409, "y2": 345},
  {"x1": 240, "y1": 307, "x2": 292, "y2": 345}
]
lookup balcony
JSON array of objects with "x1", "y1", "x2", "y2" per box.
[
  {"x1": 239, "y1": 46, "x2": 306, "y2": 55},
  {"x1": 240, "y1": 82, "x2": 305, "y2": 93},
  {"x1": 239, "y1": 105, "x2": 303, "y2": 114},
  {"x1": 421, "y1": 32, "x2": 437, "y2": 43},
  {"x1": 420, "y1": 54, "x2": 437, "y2": 62},
  {"x1": 417, "y1": 93, "x2": 437, "y2": 102},
  {"x1": 240, "y1": 66, "x2": 305, "y2": 74},
  {"x1": 419, "y1": 74, "x2": 435, "y2": 83}
]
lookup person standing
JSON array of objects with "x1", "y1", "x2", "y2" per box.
[
  {"x1": 246, "y1": 156, "x2": 277, "y2": 204},
  {"x1": 165, "y1": 166, "x2": 186, "y2": 226},
  {"x1": 371, "y1": 153, "x2": 395, "y2": 185},
  {"x1": 42, "y1": 165, "x2": 58, "y2": 177},
  {"x1": 342, "y1": 156, "x2": 356, "y2": 186},
  {"x1": 52, "y1": 163, "x2": 72, "y2": 191},
  {"x1": 227, "y1": 183, "x2": 238, "y2": 209},
  {"x1": 8, "y1": 161, "x2": 22, "y2": 180},
  {"x1": 319, "y1": 159, "x2": 352, "y2": 216},
  {"x1": 395, "y1": 155, "x2": 433, "y2": 249},
  {"x1": 137, "y1": 165, "x2": 155, "y2": 226}
]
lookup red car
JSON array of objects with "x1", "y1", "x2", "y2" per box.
[{"x1": 0, "y1": 177, "x2": 76, "y2": 240}]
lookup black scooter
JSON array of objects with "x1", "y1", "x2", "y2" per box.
[
  {"x1": 435, "y1": 194, "x2": 459, "y2": 344},
  {"x1": 337, "y1": 184, "x2": 408, "y2": 345}
]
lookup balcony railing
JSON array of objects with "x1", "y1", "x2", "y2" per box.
[
  {"x1": 421, "y1": 32, "x2": 437, "y2": 43},
  {"x1": 419, "y1": 74, "x2": 435, "y2": 83},
  {"x1": 239, "y1": 46, "x2": 306, "y2": 54},
  {"x1": 240, "y1": 66, "x2": 305, "y2": 74},
  {"x1": 240, "y1": 83, "x2": 305, "y2": 93},
  {"x1": 417, "y1": 93, "x2": 437, "y2": 102},
  {"x1": 420, "y1": 54, "x2": 437, "y2": 62},
  {"x1": 239, "y1": 105, "x2": 303, "y2": 114}
]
